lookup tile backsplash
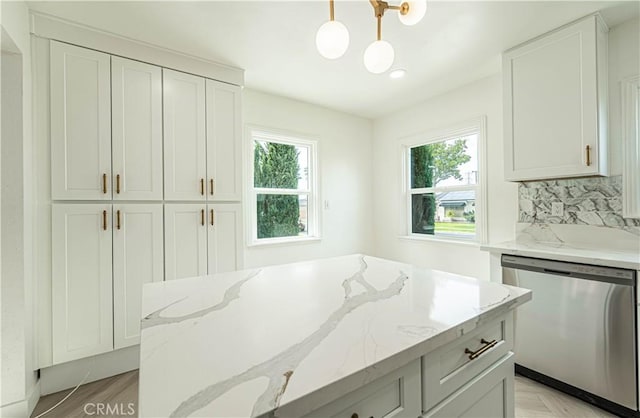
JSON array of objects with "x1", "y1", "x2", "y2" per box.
[{"x1": 519, "y1": 176, "x2": 640, "y2": 228}]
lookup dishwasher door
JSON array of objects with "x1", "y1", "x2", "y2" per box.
[{"x1": 502, "y1": 255, "x2": 637, "y2": 411}]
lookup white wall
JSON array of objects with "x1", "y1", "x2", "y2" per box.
[
  {"x1": 0, "y1": 0, "x2": 38, "y2": 415},
  {"x1": 372, "y1": 75, "x2": 518, "y2": 280},
  {"x1": 242, "y1": 89, "x2": 374, "y2": 268},
  {"x1": 608, "y1": 17, "x2": 639, "y2": 175}
]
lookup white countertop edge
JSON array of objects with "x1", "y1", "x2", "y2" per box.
[
  {"x1": 272, "y1": 290, "x2": 532, "y2": 417},
  {"x1": 481, "y1": 242, "x2": 640, "y2": 270}
]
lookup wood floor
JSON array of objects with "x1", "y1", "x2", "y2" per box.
[{"x1": 31, "y1": 371, "x2": 617, "y2": 417}]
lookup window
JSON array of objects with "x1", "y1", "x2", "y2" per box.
[
  {"x1": 249, "y1": 129, "x2": 318, "y2": 244},
  {"x1": 404, "y1": 118, "x2": 486, "y2": 242}
]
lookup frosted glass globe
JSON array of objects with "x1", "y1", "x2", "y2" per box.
[
  {"x1": 315, "y1": 20, "x2": 350, "y2": 59},
  {"x1": 398, "y1": 0, "x2": 427, "y2": 26},
  {"x1": 363, "y1": 40, "x2": 395, "y2": 74}
]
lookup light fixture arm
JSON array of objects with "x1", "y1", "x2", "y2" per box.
[
  {"x1": 368, "y1": 0, "x2": 411, "y2": 18},
  {"x1": 377, "y1": 15, "x2": 382, "y2": 40},
  {"x1": 329, "y1": 0, "x2": 335, "y2": 21}
]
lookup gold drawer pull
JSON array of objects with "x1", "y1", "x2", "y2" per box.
[
  {"x1": 116, "y1": 210, "x2": 121, "y2": 230},
  {"x1": 200, "y1": 178, "x2": 205, "y2": 196},
  {"x1": 210, "y1": 209, "x2": 215, "y2": 226},
  {"x1": 465, "y1": 338, "x2": 497, "y2": 360},
  {"x1": 102, "y1": 210, "x2": 107, "y2": 231},
  {"x1": 586, "y1": 145, "x2": 592, "y2": 166},
  {"x1": 116, "y1": 174, "x2": 121, "y2": 194},
  {"x1": 102, "y1": 173, "x2": 107, "y2": 194},
  {"x1": 201, "y1": 209, "x2": 205, "y2": 226},
  {"x1": 210, "y1": 178, "x2": 214, "y2": 196}
]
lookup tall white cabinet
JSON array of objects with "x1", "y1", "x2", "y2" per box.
[
  {"x1": 51, "y1": 204, "x2": 113, "y2": 364},
  {"x1": 46, "y1": 40, "x2": 243, "y2": 365},
  {"x1": 50, "y1": 42, "x2": 112, "y2": 200}
]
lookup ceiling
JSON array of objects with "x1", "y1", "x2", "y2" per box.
[{"x1": 27, "y1": 0, "x2": 639, "y2": 119}]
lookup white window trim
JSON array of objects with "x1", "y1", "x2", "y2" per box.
[
  {"x1": 399, "y1": 116, "x2": 488, "y2": 244},
  {"x1": 246, "y1": 126, "x2": 320, "y2": 246}
]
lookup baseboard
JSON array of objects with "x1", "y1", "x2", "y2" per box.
[
  {"x1": 1, "y1": 380, "x2": 41, "y2": 418},
  {"x1": 40, "y1": 345, "x2": 139, "y2": 396}
]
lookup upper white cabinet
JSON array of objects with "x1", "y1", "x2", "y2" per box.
[
  {"x1": 112, "y1": 57, "x2": 163, "y2": 200},
  {"x1": 163, "y1": 69, "x2": 207, "y2": 201},
  {"x1": 52, "y1": 204, "x2": 113, "y2": 363},
  {"x1": 113, "y1": 204, "x2": 164, "y2": 349},
  {"x1": 503, "y1": 15, "x2": 609, "y2": 181},
  {"x1": 622, "y1": 76, "x2": 640, "y2": 218},
  {"x1": 50, "y1": 41, "x2": 112, "y2": 200},
  {"x1": 206, "y1": 79, "x2": 242, "y2": 201}
]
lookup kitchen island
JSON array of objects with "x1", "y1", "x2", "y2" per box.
[{"x1": 138, "y1": 255, "x2": 531, "y2": 417}]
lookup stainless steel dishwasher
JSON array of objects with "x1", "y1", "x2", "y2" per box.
[{"x1": 502, "y1": 254, "x2": 637, "y2": 416}]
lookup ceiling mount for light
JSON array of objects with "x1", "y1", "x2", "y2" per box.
[{"x1": 316, "y1": 0, "x2": 427, "y2": 74}]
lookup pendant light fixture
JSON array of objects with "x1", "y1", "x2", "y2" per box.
[
  {"x1": 316, "y1": 0, "x2": 427, "y2": 74},
  {"x1": 316, "y1": 0, "x2": 350, "y2": 59}
]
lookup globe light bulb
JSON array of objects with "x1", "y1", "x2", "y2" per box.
[
  {"x1": 363, "y1": 40, "x2": 395, "y2": 74},
  {"x1": 315, "y1": 20, "x2": 350, "y2": 59},
  {"x1": 398, "y1": 0, "x2": 427, "y2": 26}
]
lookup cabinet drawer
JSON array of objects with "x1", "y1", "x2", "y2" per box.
[
  {"x1": 305, "y1": 359, "x2": 421, "y2": 418},
  {"x1": 422, "y1": 313, "x2": 513, "y2": 411},
  {"x1": 423, "y1": 352, "x2": 515, "y2": 418}
]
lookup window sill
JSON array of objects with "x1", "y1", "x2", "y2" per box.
[
  {"x1": 399, "y1": 234, "x2": 480, "y2": 248},
  {"x1": 247, "y1": 236, "x2": 322, "y2": 248}
]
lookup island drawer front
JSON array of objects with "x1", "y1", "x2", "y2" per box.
[
  {"x1": 422, "y1": 313, "x2": 514, "y2": 412},
  {"x1": 305, "y1": 359, "x2": 421, "y2": 418},
  {"x1": 422, "y1": 352, "x2": 515, "y2": 418}
]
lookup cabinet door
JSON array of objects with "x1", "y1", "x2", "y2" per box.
[
  {"x1": 50, "y1": 41, "x2": 111, "y2": 200},
  {"x1": 207, "y1": 204, "x2": 242, "y2": 274},
  {"x1": 164, "y1": 204, "x2": 208, "y2": 281},
  {"x1": 504, "y1": 16, "x2": 607, "y2": 181},
  {"x1": 206, "y1": 79, "x2": 242, "y2": 201},
  {"x1": 113, "y1": 204, "x2": 164, "y2": 349},
  {"x1": 423, "y1": 353, "x2": 514, "y2": 418},
  {"x1": 52, "y1": 204, "x2": 113, "y2": 364},
  {"x1": 112, "y1": 57, "x2": 163, "y2": 200},
  {"x1": 163, "y1": 69, "x2": 206, "y2": 201}
]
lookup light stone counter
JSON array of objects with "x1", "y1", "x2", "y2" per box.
[{"x1": 138, "y1": 254, "x2": 531, "y2": 417}]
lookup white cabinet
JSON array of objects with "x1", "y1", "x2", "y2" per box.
[
  {"x1": 113, "y1": 204, "x2": 164, "y2": 349},
  {"x1": 206, "y1": 79, "x2": 242, "y2": 201},
  {"x1": 423, "y1": 353, "x2": 514, "y2": 418},
  {"x1": 622, "y1": 75, "x2": 640, "y2": 218},
  {"x1": 50, "y1": 41, "x2": 112, "y2": 200},
  {"x1": 163, "y1": 69, "x2": 207, "y2": 201},
  {"x1": 165, "y1": 203, "x2": 242, "y2": 281},
  {"x1": 207, "y1": 204, "x2": 242, "y2": 274},
  {"x1": 112, "y1": 57, "x2": 163, "y2": 200},
  {"x1": 503, "y1": 15, "x2": 608, "y2": 181},
  {"x1": 52, "y1": 204, "x2": 113, "y2": 363}
]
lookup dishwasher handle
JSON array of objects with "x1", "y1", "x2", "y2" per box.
[{"x1": 501, "y1": 255, "x2": 635, "y2": 286}]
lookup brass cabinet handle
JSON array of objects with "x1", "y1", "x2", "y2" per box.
[
  {"x1": 210, "y1": 179, "x2": 214, "y2": 196},
  {"x1": 116, "y1": 174, "x2": 121, "y2": 194},
  {"x1": 465, "y1": 338, "x2": 497, "y2": 360},
  {"x1": 200, "y1": 178, "x2": 205, "y2": 196},
  {"x1": 210, "y1": 209, "x2": 215, "y2": 226},
  {"x1": 586, "y1": 145, "x2": 592, "y2": 166},
  {"x1": 116, "y1": 210, "x2": 121, "y2": 230},
  {"x1": 201, "y1": 209, "x2": 205, "y2": 226},
  {"x1": 102, "y1": 210, "x2": 107, "y2": 231},
  {"x1": 102, "y1": 173, "x2": 107, "y2": 194}
]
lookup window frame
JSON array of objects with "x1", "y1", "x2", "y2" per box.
[
  {"x1": 247, "y1": 127, "x2": 320, "y2": 246},
  {"x1": 401, "y1": 117, "x2": 488, "y2": 244}
]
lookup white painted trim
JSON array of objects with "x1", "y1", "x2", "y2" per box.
[
  {"x1": 29, "y1": 11, "x2": 244, "y2": 86},
  {"x1": 246, "y1": 125, "x2": 321, "y2": 246},
  {"x1": 0, "y1": 381, "x2": 40, "y2": 418},
  {"x1": 39, "y1": 345, "x2": 139, "y2": 396},
  {"x1": 622, "y1": 75, "x2": 640, "y2": 219},
  {"x1": 399, "y1": 116, "x2": 488, "y2": 245}
]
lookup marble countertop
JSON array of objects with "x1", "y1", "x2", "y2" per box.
[
  {"x1": 481, "y1": 241, "x2": 640, "y2": 270},
  {"x1": 138, "y1": 254, "x2": 531, "y2": 418}
]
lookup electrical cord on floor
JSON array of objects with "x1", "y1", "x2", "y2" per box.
[{"x1": 33, "y1": 371, "x2": 91, "y2": 418}]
